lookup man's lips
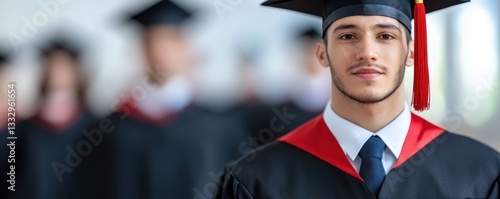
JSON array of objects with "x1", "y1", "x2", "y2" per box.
[{"x1": 352, "y1": 68, "x2": 384, "y2": 79}]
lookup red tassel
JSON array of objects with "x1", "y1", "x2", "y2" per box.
[{"x1": 412, "y1": 1, "x2": 430, "y2": 111}]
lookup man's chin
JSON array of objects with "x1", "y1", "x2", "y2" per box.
[
  {"x1": 347, "y1": 95, "x2": 383, "y2": 104},
  {"x1": 343, "y1": 90, "x2": 392, "y2": 104}
]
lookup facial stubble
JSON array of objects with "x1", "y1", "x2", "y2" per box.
[{"x1": 325, "y1": 48, "x2": 407, "y2": 104}]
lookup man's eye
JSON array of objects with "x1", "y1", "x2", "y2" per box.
[
  {"x1": 379, "y1": 34, "x2": 395, "y2": 40},
  {"x1": 340, "y1": 34, "x2": 355, "y2": 40}
]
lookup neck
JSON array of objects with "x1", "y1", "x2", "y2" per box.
[
  {"x1": 39, "y1": 91, "x2": 80, "y2": 126},
  {"x1": 147, "y1": 71, "x2": 188, "y2": 88},
  {"x1": 147, "y1": 75, "x2": 169, "y2": 87},
  {"x1": 330, "y1": 88, "x2": 405, "y2": 133}
]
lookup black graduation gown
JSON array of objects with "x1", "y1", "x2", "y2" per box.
[
  {"x1": 74, "y1": 101, "x2": 248, "y2": 199},
  {"x1": 1, "y1": 127, "x2": 11, "y2": 197},
  {"x1": 0, "y1": 110, "x2": 96, "y2": 199},
  {"x1": 215, "y1": 113, "x2": 500, "y2": 199},
  {"x1": 270, "y1": 101, "x2": 321, "y2": 138},
  {"x1": 230, "y1": 101, "x2": 320, "y2": 147},
  {"x1": 226, "y1": 102, "x2": 273, "y2": 146}
]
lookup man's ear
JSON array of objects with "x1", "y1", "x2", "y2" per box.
[
  {"x1": 316, "y1": 41, "x2": 330, "y2": 68},
  {"x1": 406, "y1": 40, "x2": 415, "y2": 67}
]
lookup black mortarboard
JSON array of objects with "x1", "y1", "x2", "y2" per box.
[
  {"x1": 128, "y1": 0, "x2": 192, "y2": 27},
  {"x1": 262, "y1": 0, "x2": 470, "y2": 111},
  {"x1": 40, "y1": 40, "x2": 80, "y2": 61},
  {"x1": 0, "y1": 49, "x2": 10, "y2": 65},
  {"x1": 262, "y1": 0, "x2": 469, "y2": 34},
  {"x1": 39, "y1": 32, "x2": 83, "y2": 62}
]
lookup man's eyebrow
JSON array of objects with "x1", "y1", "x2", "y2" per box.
[
  {"x1": 332, "y1": 24, "x2": 360, "y2": 33},
  {"x1": 373, "y1": 23, "x2": 402, "y2": 34}
]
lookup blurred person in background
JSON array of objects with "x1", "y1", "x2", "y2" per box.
[
  {"x1": 226, "y1": 45, "x2": 274, "y2": 147},
  {"x1": 278, "y1": 26, "x2": 331, "y2": 136},
  {"x1": 1, "y1": 34, "x2": 97, "y2": 199},
  {"x1": 74, "y1": 1, "x2": 247, "y2": 198},
  {"x1": 230, "y1": 27, "x2": 332, "y2": 147}
]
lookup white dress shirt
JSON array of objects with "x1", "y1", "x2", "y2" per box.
[
  {"x1": 135, "y1": 75, "x2": 193, "y2": 119},
  {"x1": 322, "y1": 100, "x2": 411, "y2": 174}
]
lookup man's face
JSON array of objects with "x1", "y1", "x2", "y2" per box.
[
  {"x1": 143, "y1": 25, "x2": 192, "y2": 85},
  {"x1": 317, "y1": 15, "x2": 414, "y2": 104}
]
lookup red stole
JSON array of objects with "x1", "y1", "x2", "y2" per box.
[
  {"x1": 278, "y1": 113, "x2": 444, "y2": 181},
  {"x1": 119, "y1": 99, "x2": 180, "y2": 127}
]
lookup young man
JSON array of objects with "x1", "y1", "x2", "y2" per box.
[
  {"x1": 215, "y1": 0, "x2": 500, "y2": 198},
  {"x1": 1, "y1": 35, "x2": 97, "y2": 199}
]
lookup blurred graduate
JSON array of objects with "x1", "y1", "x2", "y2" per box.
[
  {"x1": 1, "y1": 33, "x2": 97, "y2": 199},
  {"x1": 229, "y1": 27, "x2": 332, "y2": 147},
  {"x1": 277, "y1": 26, "x2": 331, "y2": 136},
  {"x1": 74, "y1": 1, "x2": 248, "y2": 198},
  {"x1": 224, "y1": 43, "x2": 275, "y2": 147}
]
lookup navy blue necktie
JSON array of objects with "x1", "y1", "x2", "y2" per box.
[{"x1": 359, "y1": 136, "x2": 387, "y2": 195}]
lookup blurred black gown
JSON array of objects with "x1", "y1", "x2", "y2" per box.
[
  {"x1": 73, "y1": 100, "x2": 248, "y2": 199},
  {"x1": 230, "y1": 100, "x2": 320, "y2": 147},
  {"x1": 1, "y1": 109, "x2": 96, "y2": 199},
  {"x1": 1, "y1": 126, "x2": 11, "y2": 197}
]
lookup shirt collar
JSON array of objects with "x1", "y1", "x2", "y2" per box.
[{"x1": 322, "y1": 100, "x2": 411, "y2": 161}]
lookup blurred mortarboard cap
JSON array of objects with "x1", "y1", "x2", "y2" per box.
[
  {"x1": 262, "y1": 0, "x2": 469, "y2": 34},
  {"x1": 128, "y1": 0, "x2": 192, "y2": 27},
  {"x1": 39, "y1": 33, "x2": 84, "y2": 62},
  {"x1": 296, "y1": 26, "x2": 321, "y2": 41},
  {"x1": 0, "y1": 48, "x2": 11, "y2": 65},
  {"x1": 236, "y1": 37, "x2": 264, "y2": 68},
  {"x1": 262, "y1": 0, "x2": 470, "y2": 111}
]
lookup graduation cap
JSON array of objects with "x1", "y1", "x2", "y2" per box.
[
  {"x1": 40, "y1": 38, "x2": 81, "y2": 61},
  {"x1": 128, "y1": 0, "x2": 192, "y2": 27},
  {"x1": 37, "y1": 26, "x2": 89, "y2": 62},
  {"x1": 262, "y1": 0, "x2": 470, "y2": 111},
  {"x1": 0, "y1": 50, "x2": 10, "y2": 65}
]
